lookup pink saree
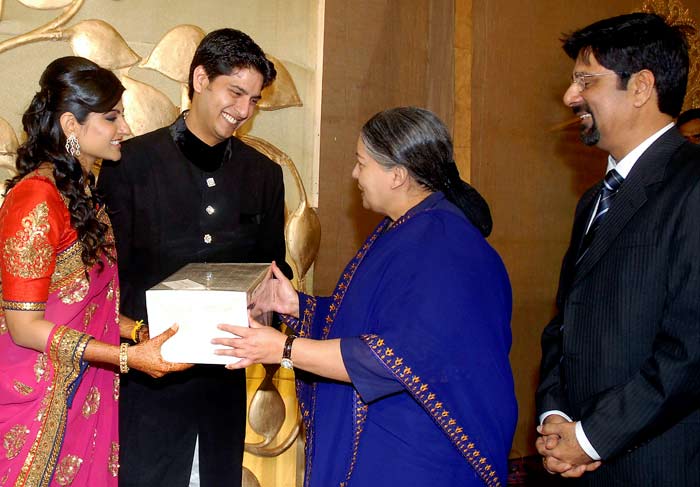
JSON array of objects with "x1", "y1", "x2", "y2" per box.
[{"x1": 0, "y1": 175, "x2": 120, "y2": 487}]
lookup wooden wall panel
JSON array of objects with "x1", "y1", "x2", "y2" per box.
[
  {"x1": 316, "y1": 0, "x2": 454, "y2": 294},
  {"x1": 468, "y1": 0, "x2": 687, "y2": 458}
]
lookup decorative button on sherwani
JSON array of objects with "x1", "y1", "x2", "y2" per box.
[
  {"x1": 205, "y1": 206, "x2": 215, "y2": 215},
  {"x1": 206, "y1": 177, "x2": 216, "y2": 187},
  {"x1": 203, "y1": 234, "x2": 212, "y2": 244}
]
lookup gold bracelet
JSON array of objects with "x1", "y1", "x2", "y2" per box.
[
  {"x1": 119, "y1": 342, "x2": 130, "y2": 373},
  {"x1": 131, "y1": 320, "x2": 145, "y2": 343}
]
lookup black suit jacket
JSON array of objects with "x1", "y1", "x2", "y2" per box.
[{"x1": 537, "y1": 128, "x2": 700, "y2": 485}]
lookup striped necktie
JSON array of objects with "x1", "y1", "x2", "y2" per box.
[{"x1": 576, "y1": 169, "x2": 624, "y2": 264}]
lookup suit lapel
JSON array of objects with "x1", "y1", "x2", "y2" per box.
[
  {"x1": 557, "y1": 185, "x2": 599, "y2": 296},
  {"x1": 571, "y1": 128, "x2": 685, "y2": 286},
  {"x1": 571, "y1": 184, "x2": 602, "y2": 261}
]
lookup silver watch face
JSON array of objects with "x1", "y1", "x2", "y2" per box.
[{"x1": 280, "y1": 358, "x2": 294, "y2": 370}]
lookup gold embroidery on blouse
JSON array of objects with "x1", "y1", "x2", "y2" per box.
[
  {"x1": 50, "y1": 240, "x2": 82, "y2": 284},
  {"x1": 108, "y1": 442, "x2": 119, "y2": 477},
  {"x1": 12, "y1": 381, "x2": 33, "y2": 396},
  {"x1": 3, "y1": 424, "x2": 29, "y2": 460},
  {"x1": 16, "y1": 326, "x2": 91, "y2": 487},
  {"x1": 50, "y1": 241, "x2": 84, "y2": 288},
  {"x1": 112, "y1": 373, "x2": 120, "y2": 402},
  {"x1": 34, "y1": 354, "x2": 48, "y2": 383},
  {"x1": 0, "y1": 314, "x2": 6, "y2": 335},
  {"x1": 81, "y1": 387, "x2": 100, "y2": 418},
  {"x1": 2, "y1": 301, "x2": 46, "y2": 311},
  {"x1": 46, "y1": 240, "x2": 90, "y2": 305},
  {"x1": 82, "y1": 303, "x2": 98, "y2": 332},
  {"x1": 54, "y1": 454, "x2": 83, "y2": 486},
  {"x1": 3, "y1": 202, "x2": 53, "y2": 279}
]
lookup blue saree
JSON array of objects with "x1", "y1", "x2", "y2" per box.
[{"x1": 283, "y1": 192, "x2": 517, "y2": 486}]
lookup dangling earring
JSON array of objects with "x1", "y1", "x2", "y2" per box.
[{"x1": 65, "y1": 133, "x2": 81, "y2": 157}]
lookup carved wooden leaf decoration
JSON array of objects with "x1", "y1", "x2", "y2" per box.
[
  {"x1": 0, "y1": 157, "x2": 16, "y2": 204},
  {"x1": 0, "y1": 156, "x2": 17, "y2": 180},
  {"x1": 0, "y1": 116, "x2": 18, "y2": 155},
  {"x1": 237, "y1": 134, "x2": 319, "y2": 281},
  {"x1": 119, "y1": 75, "x2": 178, "y2": 137},
  {"x1": 141, "y1": 24, "x2": 205, "y2": 83},
  {"x1": 0, "y1": 116, "x2": 18, "y2": 203},
  {"x1": 259, "y1": 54, "x2": 302, "y2": 110},
  {"x1": 247, "y1": 372, "x2": 286, "y2": 442},
  {"x1": 285, "y1": 199, "x2": 321, "y2": 278},
  {"x1": 241, "y1": 467, "x2": 261, "y2": 487},
  {"x1": 66, "y1": 20, "x2": 140, "y2": 70},
  {"x1": 16, "y1": 0, "x2": 73, "y2": 8}
]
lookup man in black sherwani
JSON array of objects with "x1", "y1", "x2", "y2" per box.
[{"x1": 99, "y1": 28, "x2": 291, "y2": 487}]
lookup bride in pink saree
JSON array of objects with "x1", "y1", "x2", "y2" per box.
[{"x1": 0, "y1": 56, "x2": 186, "y2": 487}]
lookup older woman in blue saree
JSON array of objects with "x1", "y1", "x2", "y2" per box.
[{"x1": 215, "y1": 107, "x2": 517, "y2": 487}]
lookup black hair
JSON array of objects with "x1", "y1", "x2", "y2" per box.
[
  {"x1": 361, "y1": 107, "x2": 493, "y2": 237},
  {"x1": 187, "y1": 28, "x2": 277, "y2": 100},
  {"x1": 677, "y1": 108, "x2": 700, "y2": 126},
  {"x1": 6, "y1": 56, "x2": 124, "y2": 268},
  {"x1": 562, "y1": 13, "x2": 689, "y2": 117}
]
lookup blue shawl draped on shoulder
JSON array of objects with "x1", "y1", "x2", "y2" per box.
[{"x1": 283, "y1": 192, "x2": 517, "y2": 487}]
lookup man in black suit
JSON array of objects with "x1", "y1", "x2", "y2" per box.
[
  {"x1": 99, "y1": 29, "x2": 291, "y2": 487},
  {"x1": 536, "y1": 13, "x2": 700, "y2": 485}
]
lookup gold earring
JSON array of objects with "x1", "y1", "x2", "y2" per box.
[{"x1": 65, "y1": 133, "x2": 81, "y2": 157}]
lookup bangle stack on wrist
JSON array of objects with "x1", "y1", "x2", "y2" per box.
[{"x1": 119, "y1": 342, "x2": 130, "y2": 373}]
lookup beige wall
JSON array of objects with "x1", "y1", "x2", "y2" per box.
[
  {"x1": 0, "y1": 3, "x2": 322, "y2": 485},
  {"x1": 468, "y1": 0, "x2": 700, "y2": 458},
  {"x1": 0, "y1": 0, "x2": 322, "y2": 208}
]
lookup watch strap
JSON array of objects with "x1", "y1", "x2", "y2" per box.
[{"x1": 281, "y1": 334, "x2": 298, "y2": 369}]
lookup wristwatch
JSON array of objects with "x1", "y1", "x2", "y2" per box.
[{"x1": 280, "y1": 334, "x2": 298, "y2": 370}]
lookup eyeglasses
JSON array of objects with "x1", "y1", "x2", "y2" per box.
[{"x1": 570, "y1": 72, "x2": 617, "y2": 92}]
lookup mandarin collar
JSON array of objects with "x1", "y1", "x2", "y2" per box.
[{"x1": 171, "y1": 112, "x2": 230, "y2": 172}]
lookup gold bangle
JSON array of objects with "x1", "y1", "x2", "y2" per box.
[
  {"x1": 119, "y1": 342, "x2": 130, "y2": 373},
  {"x1": 131, "y1": 320, "x2": 145, "y2": 343}
]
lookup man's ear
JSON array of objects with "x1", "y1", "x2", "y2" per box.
[
  {"x1": 192, "y1": 65, "x2": 210, "y2": 95},
  {"x1": 59, "y1": 112, "x2": 79, "y2": 138},
  {"x1": 630, "y1": 69, "x2": 655, "y2": 108}
]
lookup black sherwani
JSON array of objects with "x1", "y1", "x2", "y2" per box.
[
  {"x1": 98, "y1": 114, "x2": 290, "y2": 487},
  {"x1": 537, "y1": 128, "x2": 700, "y2": 486}
]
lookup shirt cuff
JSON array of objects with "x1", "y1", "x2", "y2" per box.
[
  {"x1": 575, "y1": 421, "x2": 601, "y2": 461},
  {"x1": 539, "y1": 410, "x2": 573, "y2": 424}
]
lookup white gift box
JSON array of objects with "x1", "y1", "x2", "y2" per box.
[{"x1": 146, "y1": 262, "x2": 270, "y2": 364}]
